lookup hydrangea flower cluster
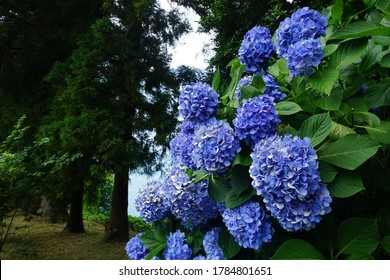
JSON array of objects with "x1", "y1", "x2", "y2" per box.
[
  {"x1": 163, "y1": 230, "x2": 192, "y2": 260},
  {"x1": 192, "y1": 118, "x2": 241, "y2": 173},
  {"x1": 169, "y1": 132, "x2": 196, "y2": 169},
  {"x1": 222, "y1": 201, "x2": 274, "y2": 250},
  {"x1": 287, "y1": 39, "x2": 324, "y2": 76},
  {"x1": 163, "y1": 166, "x2": 219, "y2": 229},
  {"x1": 125, "y1": 233, "x2": 149, "y2": 260},
  {"x1": 262, "y1": 73, "x2": 286, "y2": 102},
  {"x1": 134, "y1": 181, "x2": 169, "y2": 223},
  {"x1": 232, "y1": 95, "x2": 280, "y2": 147},
  {"x1": 203, "y1": 227, "x2": 226, "y2": 260},
  {"x1": 275, "y1": 7, "x2": 326, "y2": 76},
  {"x1": 178, "y1": 82, "x2": 219, "y2": 125},
  {"x1": 234, "y1": 76, "x2": 253, "y2": 100},
  {"x1": 276, "y1": 7, "x2": 327, "y2": 57},
  {"x1": 239, "y1": 26, "x2": 275, "y2": 75},
  {"x1": 249, "y1": 135, "x2": 332, "y2": 231}
]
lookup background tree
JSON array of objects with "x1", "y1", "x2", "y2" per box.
[{"x1": 43, "y1": 0, "x2": 189, "y2": 240}]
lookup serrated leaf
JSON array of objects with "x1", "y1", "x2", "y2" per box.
[
  {"x1": 139, "y1": 231, "x2": 164, "y2": 251},
  {"x1": 329, "y1": 172, "x2": 364, "y2": 198},
  {"x1": 323, "y1": 44, "x2": 339, "y2": 57},
  {"x1": 272, "y1": 239, "x2": 324, "y2": 260},
  {"x1": 218, "y1": 227, "x2": 241, "y2": 258},
  {"x1": 212, "y1": 66, "x2": 221, "y2": 90},
  {"x1": 381, "y1": 236, "x2": 390, "y2": 254},
  {"x1": 362, "y1": 121, "x2": 390, "y2": 144},
  {"x1": 225, "y1": 188, "x2": 255, "y2": 209},
  {"x1": 337, "y1": 217, "x2": 380, "y2": 255},
  {"x1": 329, "y1": 38, "x2": 368, "y2": 69},
  {"x1": 318, "y1": 134, "x2": 380, "y2": 170},
  {"x1": 331, "y1": 0, "x2": 344, "y2": 21},
  {"x1": 275, "y1": 101, "x2": 302, "y2": 115},
  {"x1": 329, "y1": 121, "x2": 356, "y2": 140},
  {"x1": 301, "y1": 113, "x2": 332, "y2": 146},
  {"x1": 353, "y1": 112, "x2": 381, "y2": 127},
  {"x1": 314, "y1": 90, "x2": 343, "y2": 111},
  {"x1": 280, "y1": 125, "x2": 299, "y2": 137},
  {"x1": 318, "y1": 161, "x2": 338, "y2": 183},
  {"x1": 309, "y1": 68, "x2": 340, "y2": 95},
  {"x1": 208, "y1": 174, "x2": 231, "y2": 202},
  {"x1": 364, "y1": 81, "x2": 390, "y2": 108},
  {"x1": 346, "y1": 253, "x2": 374, "y2": 260},
  {"x1": 381, "y1": 53, "x2": 390, "y2": 68},
  {"x1": 359, "y1": 44, "x2": 382, "y2": 73},
  {"x1": 330, "y1": 21, "x2": 390, "y2": 40},
  {"x1": 231, "y1": 165, "x2": 251, "y2": 195}
]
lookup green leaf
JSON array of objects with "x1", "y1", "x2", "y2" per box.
[
  {"x1": 364, "y1": 81, "x2": 390, "y2": 108},
  {"x1": 232, "y1": 149, "x2": 252, "y2": 167},
  {"x1": 318, "y1": 134, "x2": 380, "y2": 170},
  {"x1": 309, "y1": 68, "x2": 340, "y2": 95},
  {"x1": 329, "y1": 121, "x2": 356, "y2": 140},
  {"x1": 208, "y1": 174, "x2": 232, "y2": 202},
  {"x1": 139, "y1": 231, "x2": 164, "y2": 251},
  {"x1": 272, "y1": 239, "x2": 324, "y2": 260},
  {"x1": 323, "y1": 44, "x2": 339, "y2": 58},
  {"x1": 318, "y1": 161, "x2": 338, "y2": 183},
  {"x1": 329, "y1": 38, "x2": 368, "y2": 69},
  {"x1": 277, "y1": 58, "x2": 290, "y2": 75},
  {"x1": 331, "y1": 0, "x2": 344, "y2": 22},
  {"x1": 144, "y1": 243, "x2": 166, "y2": 260},
  {"x1": 329, "y1": 172, "x2": 364, "y2": 198},
  {"x1": 300, "y1": 113, "x2": 332, "y2": 146},
  {"x1": 359, "y1": 44, "x2": 382, "y2": 73},
  {"x1": 241, "y1": 85, "x2": 262, "y2": 100},
  {"x1": 192, "y1": 169, "x2": 208, "y2": 184},
  {"x1": 381, "y1": 236, "x2": 390, "y2": 254},
  {"x1": 251, "y1": 75, "x2": 266, "y2": 92},
  {"x1": 221, "y1": 63, "x2": 245, "y2": 103},
  {"x1": 337, "y1": 217, "x2": 380, "y2": 256},
  {"x1": 346, "y1": 253, "x2": 374, "y2": 260},
  {"x1": 353, "y1": 112, "x2": 381, "y2": 127},
  {"x1": 330, "y1": 21, "x2": 390, "y2": 40},
  {"x1": 362, "y1": 121, "x2": 390, "y2": 144},
  {"x1": 231, "y1": 165, "x2": 251, "y2": 195},
  {"x1": 212, "y1": 66, "x2": 221, "y2": 91},
  {"x1": 275, "y1": 101, "x2": 303, "y2": 115},
  {"x1": 280, "y1": 125, "x2": 299, "y2": 137},
  {"x1": 381, "y1": 53, "x2": 390, "y2": 68},
  {"x1": 218, "y1": 227, "x2": 241, "y2": 258},
  {"x1": 314, "y1": 90, "x2": 343, "y2": 111},
  {"x1": 225, "y1": 188, "x2": 255, "y2": 209}
]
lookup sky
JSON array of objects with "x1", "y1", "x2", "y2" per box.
[{"x1": 127, "y1": 0, "x2": 214, "y2": 216}]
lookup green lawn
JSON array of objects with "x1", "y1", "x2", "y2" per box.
[{"x1": 0, "y1": 212, "x2": 129, "y2": 260}]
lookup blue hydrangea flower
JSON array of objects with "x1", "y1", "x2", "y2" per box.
[
  {"x1": 222, "y1": 201, "x2": 274, "y2": 250},
  {"x1": 192, "y1": 118, "x2": 241, "y2": 173},
  {"x1": 178, "y1": 82, "x2": 219, "y2": 125},
  {"x1": 287, "y1": 39, "x2": 324, "y2": 77},
  {"x1": 181, "y1": 120, "x2": 195, "y2": 134},
  {"x1": 262, "y1": 73, "x2": 286, "y2": 102},
  {"x1": 193, "y1": 255, "x2": 206, "y2": 260},
  {"x1": 203, "y1": 228, "x2": 226, "y2": 260},
  {"x1": 276, "y1": 7, "x2": 327, "y2": 57},
  {"x1": 163, "y1": 166, "x2": 219, "y2": 229},
  {"x1": 125, "y1": 233, "x2": 149, "y2": 260},
  {"x1": 239, "y1": 26, "x2": 275, "y2": 75},
  {"x1": 135, "y1": 181, "x2": 169, "y2": 223},
  {"x1": 163, "y1": 230, "x2": 192, "y2": 260},
  {"x1": 170, "y1": 132, "x2": 197, "y2": 169},
  {"x1": 232, "y1": 95, "x2": 280, "y2": 148},
  {"x1": 234, "y1": 76, "x2": 253, "y2": 101},
  {"x1": 249, "y1": 135, "x2": 332, "y2": 231}
]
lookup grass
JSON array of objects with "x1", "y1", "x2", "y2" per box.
[{"x1": 0, "y1": 212, "x2": 129, "y2": 260}]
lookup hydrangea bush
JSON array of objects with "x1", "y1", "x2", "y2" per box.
[{"x1": 126, "y1": 2, "x2": 390, "y2": 260}]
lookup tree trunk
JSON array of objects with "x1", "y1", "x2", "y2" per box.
[
  {"x1": 64, "y1": 177, "x2": 85, "y2": 233},
  {"x1": 104, "y1": 165, "x2": 129, "y2": 242}
]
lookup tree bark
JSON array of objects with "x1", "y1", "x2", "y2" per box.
[
  {"x1": 64, "y1": 176, "x2": 85, "y2": 233},
  {"x1": 104, "y1": 165, "x2": 129, "y2": 242}
]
